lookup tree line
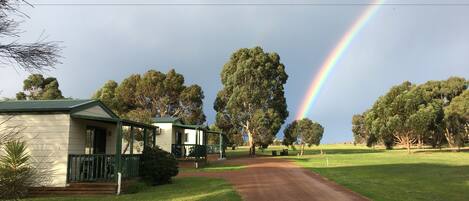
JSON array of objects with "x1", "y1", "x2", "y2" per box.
[
  {"x1": 11, "y1": 47, "x2": 326, "y2": 156},
  {"x1": 352, "y1": 77, "x2": 468, "y2": 153}
]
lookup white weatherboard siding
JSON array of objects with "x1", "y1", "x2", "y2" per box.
[
  {"x1": 154, "y1": 123, "x2": 174, "y2": 152},
  {"x1": 0, "y1": 113, "x2": 71, "y2": 187}
]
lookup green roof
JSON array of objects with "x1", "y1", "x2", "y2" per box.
[
  {"x1": 0, "y1": 99, "x2": 95, "y2": 113},
  {"x1": 153, "y1": 117, "x2": 181, "y2": 123},
  {"x1": 173, "y1": 123, "x2": 207, "y2": 130}
]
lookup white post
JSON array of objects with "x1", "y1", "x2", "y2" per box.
[{"x1": 116, "y1": 172, "x2": 122, "y2": 195}]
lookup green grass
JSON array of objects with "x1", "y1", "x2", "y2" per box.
[
  {"x1": 27, "y1": 177, "x2": 241, "y2": 201},
  {"x1": 227, "y1": 145, "x2": 469, "y2": 201}
]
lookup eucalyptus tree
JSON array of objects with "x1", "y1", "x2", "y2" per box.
[
  {"x1": 443, "y1": 90, "x2": 468, "y2": 150},
  {"x1": 283, "y1": 118, "x2": 324, "y2": 155},
  {"x1": 93, "y1": 69, "x2": 206, "y2": 124},
  {"x1": 358, "y1": 77, "x2": 467, "y2": 152},
  {"x1": 352, "y1": 113, "x2": 367, "y2": 144},
  {"x1": 16, "y1": 74, "x2": 64, "y2": 100},
  {"x1": 214, "y1": 47, "x2": 289, "y2": 155}
]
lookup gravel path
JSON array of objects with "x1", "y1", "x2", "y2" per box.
[{"x1": 179, "y1": 157, "x2": 369, "y2": 201}]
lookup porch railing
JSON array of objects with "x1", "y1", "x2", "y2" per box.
[
  {"x1": 171, "y1": 144, "x2": 206, "y2": 159},
  {"x1": 67, "y1": 154, "x2": 141, "y2": 182}
]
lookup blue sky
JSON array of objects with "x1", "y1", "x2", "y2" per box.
[{"x1": 0, "y1": 0, "x2": 468, "y2": 143}]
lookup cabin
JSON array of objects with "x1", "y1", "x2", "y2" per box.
[
  {"x1": 0, "y1": 99, "x2": 157, "y2": 194},
  {"x1": 153, "y1": 117, "x2": 225, "y2": 161}
]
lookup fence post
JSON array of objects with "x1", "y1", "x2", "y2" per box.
[{"x1": 115, "y1": 120, "x2": 123, "y2": 183}]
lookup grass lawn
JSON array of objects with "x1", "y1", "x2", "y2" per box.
[
  {"x1": 227, "y1": 144, "x2": 469, "y2": 201},
  {"x1": 27, "y1": 177, "x2": 241, "y2": 201}
]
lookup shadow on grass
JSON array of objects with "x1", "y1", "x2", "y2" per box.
[
  {"x1": 413, "y1": 147, "x2": 469, "y2": 153},
  {"x1": 309, "y1": 163, "x2": 469, "y2": 201},
  {"x1": 288, "y1": 148, "x2": 384, "y2": 155}
]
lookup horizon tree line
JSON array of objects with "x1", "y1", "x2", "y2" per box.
[{"x1": 352, "y1": 77, "x2": 468, "y2": 153}]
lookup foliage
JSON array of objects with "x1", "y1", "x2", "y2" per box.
[
  {"x1": 0, "y1": 140, "x2": 36, "y2": 199},
  {"x1": 283, "y1": 118, "x2": 323, "y2": 155},
  {"x1": 140, "y1": 146, "x2": 178, "y2": 185},
  {"x1": 355, "y1": 77, "x2": 467, "y2": 152},
  {"x1": 93, "y1": 69, "x2": 206, "y2": 124},
  {"x1": 443, "y1": 90, "x2": 469, "y2": 149},
  {"x1": 16, "y1": 74, "x2": 64, "y2": 100},
  {"x1": 352, "y1": 113, "x2": 367, "y2": 144},
  {"x1": 0, "y1": 0, "x2": 61, "y2": 72},
  {"x1": 214, "y1": 46, "x2": 289, "y2": 155},
  {"x1": 125, "y1": 181, "x2": 149, "y2": 194}
]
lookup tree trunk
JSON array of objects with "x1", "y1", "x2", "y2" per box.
[
  {"x1": 300, "y1": 143, "x2": 305, "y2": 156},
  {"x1": 406, "y1": 140, "x2": 411, "y2": 154},
  {"x1": 444, "y1": 128, "x2": 456, "y2": 149},
  {"x1": 247, "y1": 130, "x2": 255, "y2": 156},
  {"x1": 417, "y1": 135, "x2": 422, "y2": 149}
]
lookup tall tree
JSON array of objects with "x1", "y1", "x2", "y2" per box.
[
  {"x1": 352, "y1": 113, "x2": 367, "y2": 144},
  {"x1": 0, "y1": 0, "x2": 60, "y2": 72},
  {"x1": 16, "y1": 74, "x2": 64, "y2": 100},
  {"x1": 93, "y1": 69, "x2": 206, "y2": 124},
  {"x1": 283, "y1": 118, "x2": 323, "y2": 155},
  {"x1": 443, "y1": 90, "x2": 468, "y2": 150},
  {"x1": 214, "y1": 47, "x2": 289, "y2": 156}
]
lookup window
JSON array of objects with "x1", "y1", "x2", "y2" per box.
[
  {"x1": 85, "y1": 127, "x2": 95, "y2": 155},
  {"x1": 185, "y1": 133, "x2": 189, "y2": 143}
]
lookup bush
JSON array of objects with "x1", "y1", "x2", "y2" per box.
[
  {"x1": 0, "y1": 140, "x2": 36, "y2": 200},
  {"x1": 125, "y1": 181, "x2": 148, "y2": 194},
  {"x1": 140, "y1": 146, "x2": 178, "y2": 185}
]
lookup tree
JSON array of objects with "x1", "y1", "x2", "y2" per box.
[
  {"x1": 443, "y1": 90, "x2": 468, "y2": 150},
  {"x1": 16, "y1": 74, "x2": 64, "y2": 100},
  {"x1": 92, "y1": 80, "x2": 120, "y2": 113},
  {"x1": 352, "y1": 113, "x2": 367, "y2": 144},
  {"x1": 283, "y1": 118, "x2": 323, "y2": 156},
  {"x1": 214, "y1": 47, "x2": 289, "y2": 155},
  {"x1": 0, "y1": 0, "x2": 60, "y2": 72},
  {"x1": 93, "y1": 69, "x2": 206, "y2": 124},
  {"x1": 357, "y1": 77, "x2": 467, "y2": 153}
]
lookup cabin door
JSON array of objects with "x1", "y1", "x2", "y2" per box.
[{"x1": 93, "y1": 128, "x2": 107, "y2": 154}]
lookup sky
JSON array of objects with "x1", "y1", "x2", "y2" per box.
[{"x1": 0, "y1": 0, "x2": 468, "y2": 143}]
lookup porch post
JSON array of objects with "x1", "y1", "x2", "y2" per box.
[
  {"x1": 130, "y1": 126, "x2": 134, "y2": 155},
  {"x1": 152, "y1": 128, "x2": 157, "y2": 147},
  {"x1": 115, "y1": 120, "x2": 123, "y2": 182},
  {"x1": 143, "y1": 128, "x2": 148, "y2": 148},
  {"x1": 219, "y1": 132, "x2": 223, "y2": 159}
]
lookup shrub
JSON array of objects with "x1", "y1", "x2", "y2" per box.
[
  {"x1": 0, "y1": 140, "x2": 36, "y2": 200},
  {"x1": 140, "y1": 146, "x2": 178, "y2": 185},
  {"x1": 125, "y1": 181, "x2": 148, "y2": 194}
]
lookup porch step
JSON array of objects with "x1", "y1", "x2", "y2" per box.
[{"x1": 29, "y1": 183, "x2": 117, "y2": 196}]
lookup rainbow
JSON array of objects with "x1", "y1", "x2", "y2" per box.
[{"x1": 295, "y1": 0, "x2": 383, "y2": 120}]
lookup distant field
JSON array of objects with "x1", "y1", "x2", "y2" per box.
[{"x1": 226, "y1": 144, "x2": 469, "y2": 201}]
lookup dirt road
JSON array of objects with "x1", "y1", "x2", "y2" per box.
[{"x1": 179, "y1": 157, "x2": 368, "y2": 201}]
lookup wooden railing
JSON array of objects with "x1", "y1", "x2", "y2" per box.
[
  {"x1": 67, "y1": 154, "x2": 141, "y2": 182},
  {"x1": 171, "y1": 144, "x2": 206, "y2": 159}
]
